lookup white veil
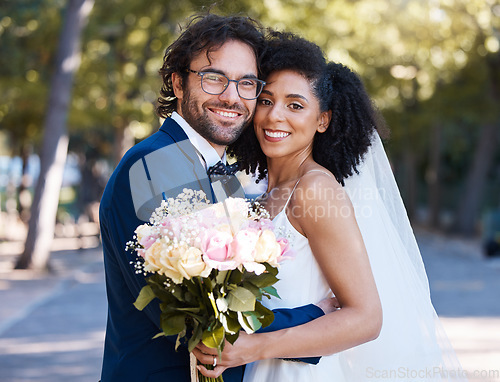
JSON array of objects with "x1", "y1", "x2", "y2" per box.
[{"x1": 339, "y1": 132, "x2": 466, "y2": 381}]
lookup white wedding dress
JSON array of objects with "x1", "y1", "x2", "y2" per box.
[
  {"x1": 243, "y1": 133, "x2": 466, "y2": 382},
  {"x1": 243, "y1": 191, "x2": 348, "y2": 381}
]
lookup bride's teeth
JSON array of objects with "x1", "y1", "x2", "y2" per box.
[
  {"x1": 215, "y1": 110, "x2": 238, "y2": 118},
  {"x1": 265, "y1": 130, "x2": 290, "y2": 138}
]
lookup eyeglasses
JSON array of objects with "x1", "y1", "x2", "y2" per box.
[{"x1": 188, "y1": 69, "x2": 266, "y2": 100}]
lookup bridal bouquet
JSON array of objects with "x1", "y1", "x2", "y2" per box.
[{"x1": 128, "y1": 189, "x2": 291, "y2": 382}]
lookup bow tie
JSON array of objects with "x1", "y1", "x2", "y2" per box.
[{"x1": 207, "y1": 161, "x2": 239, "y2": 176}]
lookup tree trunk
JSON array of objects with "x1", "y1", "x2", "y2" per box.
[
  {"x1": 454, "y1": 123, "x2": 498, "y2": 235},
  {"x1": 17, "y1": 142, "x2": 33, "y2": 224},
  {"x1": 15, "y1": 0, "x2": 95, "y2": 271},
  {"x1": 427, "y1": 124, "x2": 442, "y2": 228},
  {"x1": 454, "y1": 52, "x2": 500, "y2": 236},
  {"x1": 113, "y1": 125, "x2": 134, "y2": 167}
]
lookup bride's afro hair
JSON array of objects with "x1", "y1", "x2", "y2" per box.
[{"x1": 228, "y1": 31, "x2": 385, "y2": 185}]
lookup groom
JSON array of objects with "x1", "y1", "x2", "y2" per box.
[{"x1": 99, "y1": 14, "x2": 325, "y2": 382}]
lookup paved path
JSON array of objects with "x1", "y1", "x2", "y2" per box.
[
  {"x1": 416, "y1": 231, "x2": 500, "y2": 381},
  {"x1": 0, "y1": 241, "x2": 106, "y2": 382},
  {"x1": 0, "y1": 230, "x2": 499, "y2": 381}
]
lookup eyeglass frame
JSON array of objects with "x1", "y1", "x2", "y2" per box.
[{"x1": 187, "y1": 69, "x2": 266, "y2": 100}]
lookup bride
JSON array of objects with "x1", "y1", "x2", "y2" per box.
[{"x1": 194, "y1": 31, "x2": 465, "y2": 381}]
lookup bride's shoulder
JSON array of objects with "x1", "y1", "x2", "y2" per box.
[
  {"x1": 299, "y1": 166, "x2": 340, "y2": 190},
  {"x1": 290, "y1": 167, "x2": 344, "y2": 207}
]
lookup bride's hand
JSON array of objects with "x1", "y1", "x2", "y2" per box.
[{"x1": 192, "y1": 332, "x2": 255, "y2": 378}]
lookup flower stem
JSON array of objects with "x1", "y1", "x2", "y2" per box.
[{"x1": 197, "y1": 365, "x2": 224, "y2": 382}]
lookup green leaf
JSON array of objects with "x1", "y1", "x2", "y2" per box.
[
  {"x1": 170, "y1": 285, "x2": 185, "y2": 302},
  {"x1": 254, "y1": 301, "x2": 274, "y2": 328},
  {"x1": 262, "y1": 286, "x2": 280, "y2": 299},
  {"x1": 133, "y1": 285, "x2": 156, "y2": 311},
  {"x1": 246, "y1": 272, "x2": 279, "y2": 289},
  {"x1": 219, "y1": 311, "x2": 240, "y2": 335},
  {"x1": 202, "y1": 325, "x2": 225, "y2": 350},
  {"x1": 241, "y1": 281, "x2": 261, "y2": 299},
  {"x1": 264, "y1": 262, "x2": 279, "y2": 276},
  {"x1": 147, "y1": 275, "x2": 172, "y2": 300},
  {"x1": 176, "y1": 306, "x2": 201, "y2": 313},
  {"x1": 202, "y1": 276, "x2": 213, "y2": 292},
  {"x1": 160, "y1": 312, "x2": 186, "y2": 336},
  {"x1": 175, "y1": 331, "x2": 183, "y2": 351},
  {"x1": 243, "y1": 311, "x2": 262, "y2": 332},
  {"x1": 185, "y1": 278, "x2": 201, "y2": 297},
  {"x1": 228, "y1": 270, "x2": 243, "y2": 284},
  {"x1": 188, "y1": 321, "x2": 204, "y2": 353},
  {"x1": 225, "y1": 332, "x2": 239, "y2": 345},
  {"x1": 237, "y1": 311, "x2": 258, "y2": 334},
  {"x1": 227, "y1": 287, "x2": 256, "y2": 312},
  {"x1": 216, "y1": 270, "x2": 229, "y2": 284}
]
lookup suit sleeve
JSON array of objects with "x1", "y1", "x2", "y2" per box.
[{"x1": 256, "y1": 305, "x2": 325, "y2": 364}]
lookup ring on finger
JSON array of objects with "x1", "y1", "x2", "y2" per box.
[{"x1": 213, "y1": 355, "x2": 217, "y2": 367}]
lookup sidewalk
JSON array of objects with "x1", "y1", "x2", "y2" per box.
[
  {"x1": 0, "y1": 238, "x2": 106, "y2": 382},
  {"x1": 0, "y1": 230, "x2": 499, "y2": 381},
  {"x1": 416, "y1": 230, "x2": 500, "y2": 381}
]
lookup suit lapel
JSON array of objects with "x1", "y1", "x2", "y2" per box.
[{"x1": 160, "y1": 118, "x2": 216, "y2": 203}]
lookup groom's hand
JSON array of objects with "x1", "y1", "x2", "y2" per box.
[{"x1": 193, "y1": 333, "x2": 256, "y2": 379}]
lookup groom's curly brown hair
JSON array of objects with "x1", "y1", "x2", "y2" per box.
[{"x1": 228, "y1": 31, "x2": 386, "y2": 185}]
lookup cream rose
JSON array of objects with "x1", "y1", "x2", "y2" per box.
[
  {"x1": 158, "y1": 242, "x2": 187, "y2": 284},
  {"x1": 254, "y1": 230, "x2": 281, "y2": 266},
  {"x1": 177, "y1": 246, "x2": 211, "y2": 279},
  {"x1": 143, "y1": 240, "x2": 164, "y2": 273}
]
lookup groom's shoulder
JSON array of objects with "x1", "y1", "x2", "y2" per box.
[{"x1": 115, "y1": 119, "x2": 188, "y2": 174}]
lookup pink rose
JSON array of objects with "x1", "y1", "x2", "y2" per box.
[
  {"x1": 160, "y1": 217, "x2": 182, "y2": 239},
  {"x1": 135, "y1": 225, "x2": 157, "y2": 250},
  {"x1": 228, "y1": 229, "x2": 259, "y2": 263},
  {"x1": 139, "y1": 235, "x2": 157, "y2": 250},
  {"x1": 201, "y1": 229, "x2": 233, "y2": 262},
  {"x1": 201, "y1": 229, "x2": 240, "y2": 271},
  {"x1": 258, "y1": 218, "x2": 274, "y2": 231},
  {"x1": 277, "y1": 237, "x2": 293, "y2": 261}
]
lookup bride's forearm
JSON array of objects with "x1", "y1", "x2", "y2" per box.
[
  {"x1": 253, "y1": 305, "x2": 382, "y2": 360},
  {"x1": 193, "y1": 300, "x2": 381, "y2": 375}
]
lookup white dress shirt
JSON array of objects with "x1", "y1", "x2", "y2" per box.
[{"x1": 171, "y1": 111, "x2": 226, "y2": 171}]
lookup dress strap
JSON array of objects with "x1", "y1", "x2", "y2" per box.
[
  {"x1": 282, "y1": 169, "x2": 335, "y2": 211},
  {"x1": 282, "y1": 178, "x2": 302, "y2": 211},
  {"x1": 303, "y1": 169, "x2": 335, "y2": 179}
]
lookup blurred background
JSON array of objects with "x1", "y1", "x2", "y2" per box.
[{"x1": 0, "y1": 0, "x2": 499, "y2": 381}]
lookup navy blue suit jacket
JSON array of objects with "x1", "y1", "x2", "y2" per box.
[{"x1": 99, "y1": 118, "x2": 324, "y2": 382}]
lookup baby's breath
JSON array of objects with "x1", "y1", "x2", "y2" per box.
[
  {"x1": 249, "y1": 200, "x2": 271, "y2": 220},
  {"x1": 158, "y1": 188, "x2": 210, "y2": 218}
]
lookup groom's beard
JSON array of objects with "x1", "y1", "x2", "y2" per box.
[{"x1": 180, "y1": 89, "x2": 253, "y2": 146}]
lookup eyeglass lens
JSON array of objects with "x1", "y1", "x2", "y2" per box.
[{"x1": 200, "y1": 72, "x2": 263, "y2": 100}]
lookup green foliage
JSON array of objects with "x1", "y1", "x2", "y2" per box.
[
  {"x1": 0, "y1": 0, "x2": 63, "y2": 153},
  {"x1": 1, "y1": 0, "x2": 499, "y2": 223},
  {"x1": 133, "y1": 265, "x2": 278, "y2": 360}
]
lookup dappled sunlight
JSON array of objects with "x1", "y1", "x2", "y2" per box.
[
  {"x1": 1, "y1": 1, "x2": 499, "y2": 380},
  {"x1": 0, "y1": 331, "x2": 105, "y2": 355},
  {"x1": 440, "y1": 317, "x2": 500, "y2": 381}
]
